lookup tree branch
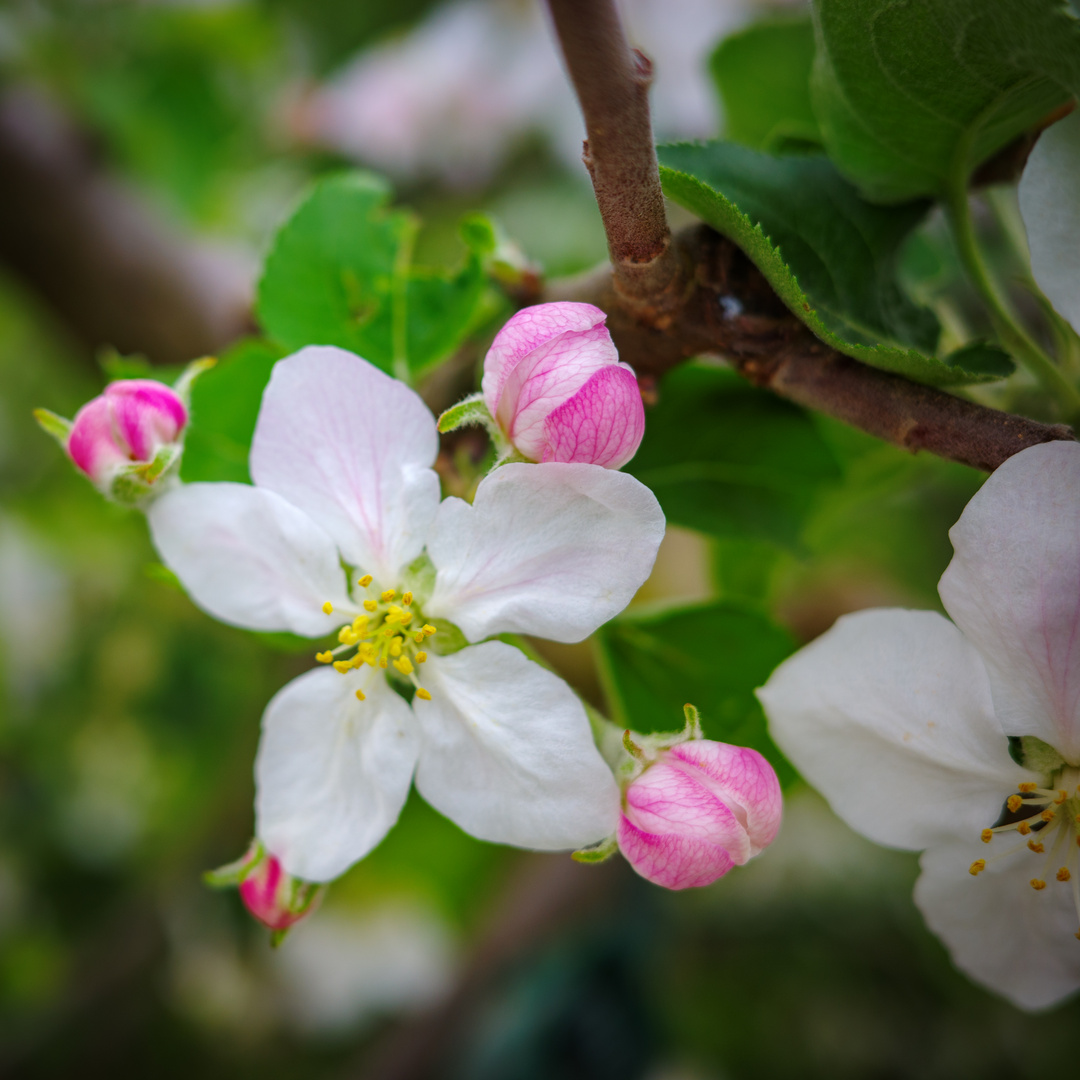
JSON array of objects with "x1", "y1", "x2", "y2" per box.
[
  {"x1": 543, "y1": 6, "x2": 1075, "y2": 473},
  {"x1": 544, "y1": 0, "x2": 684, "y2": 318}
]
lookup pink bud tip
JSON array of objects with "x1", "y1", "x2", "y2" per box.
[
  {"x1": 617, "y1": 741, "x2": 782, "y2": 890},
  {"x1": 481, "y1": 302, "x2": 645, "y2": 468},
  {"x1": 238, "y1": 852, "x2": 318, "y2": 932},
  {"x1": 67, "y1": 379, "x2": 187, "y2": 483}
]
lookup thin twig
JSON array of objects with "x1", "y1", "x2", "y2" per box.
[{"x1": 544, "y1": 0, "x2": 684, "y2": 318}]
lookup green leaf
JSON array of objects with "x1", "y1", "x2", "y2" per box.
[
  {"x1": 811, "y1": 0, "x2": 1080, "y2": 202},
  {"x1": 711, "y1": 16, "x2": 822, "y2": 152},
  {"x1": 595, "y1": 601, "x2": 797, "y2": 786},
  {"x1": 658, "y1": 141, "x2": 1013, "y2": 386},
  {"x1": 180, "y1": 337, "x2": 284, "y2": 483},
  {"x1": 625, "y1": 363, "x2": 840, "y2": 548},
  {"x1": 256, "y1": 171, "x2": 492, "y2": 380}
]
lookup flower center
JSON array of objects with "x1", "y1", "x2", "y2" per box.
[
  {"x1": 315, "y1": 575, "x2": 437, "y2": 702},
  {"x1": 970, "y1": 766, "x2": 1080, "y2": 938}
]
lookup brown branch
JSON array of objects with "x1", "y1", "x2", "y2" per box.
[
  {"x1": 544, "y1": 0, "x2": 684, "y2": 318},
  {"x1": 542, "y1": 5, "x2": 1075, "y2": 472},
  {"x1": 0, "y1": 86, "x2": 253, "y2": 365}
]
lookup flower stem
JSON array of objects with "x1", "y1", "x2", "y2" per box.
[{"x1": 946, "y1": 185, "x2": 1080, "y2": 417}]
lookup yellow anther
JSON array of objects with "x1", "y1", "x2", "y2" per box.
[
  {"x1": 333, "y1": 660, "x2": 353, "y2": 674},
  {"x1": 1018, "y1": 821, "x2": 1032, "y2": 836},
  {"x1": 358, "y1": 574, "x2": 373, "y2": 588},
  {"x1": 403, "y1": 592, "x2": 413, "y2": 605},
  {"x1": 969, "y1": 860, "x2": 986, "y2": 876},
  {"x1": 364, "y1": 599, "x2": 378, "y2": 612},
  {"x1": 414, "y1": 631, "x2": 425, "y2": 644},
  {"x1": 1007, "y1": 794, "x2": 1023, "y2": 813},
  {"x1": 322, "y1": 601, "x2": 334, "y2": 615},
  {"x1": 389, "y1": 637, "x2": 403, "y2": 658},
  {"x1": 393, "y1": 656, "x2": 414, "y2": 676},
  {"x1": 1041, "y1": 808, "x2": 1056, "y2": 822},
  {"x1": 1028, "y1": 840, "x2": 1045, "y2": 854},
  {"x1": 315, "y1": 651, "x2": 334, "y2": 663},
  {"x1": 1031, "y1": 879, "x2": 1047, "y2": 891},
  {"x1": 352, "y1": 615, "x2": 369, "y2": 632},
  {"x1": 1058, "y1": 867, "x2": 1072, "y2": 882},
  {"x1": 423, "y1": 624, "x2": 437, "y2": 637},
  {"x1": 355, "y1": 689, "x2": 366, "y2": 701},
  {"x1": 416, "y1": 652, "x2": 427, "y2": 664},
  {"x1": 1056, "y1": 790, "x2": 1069, "y2": 804},
  {"x1": 1018, "y1": 782, "x2": 1038, "y2": 793},
  {"x1": 379, "y1": 658, "x2": 388, "y2": 669},
  {"x1": 416, "y1": 688, "x2": 432, "y2": 701},
  {"x1": 339, "y1": 627, "x2": 358, "y2": 645},
  {"x1": 381, "y1": 589, "x2": 396, "y2": 602},
  {"x1": 981, "y1": 829, "x2": 993, "y2": 844}
]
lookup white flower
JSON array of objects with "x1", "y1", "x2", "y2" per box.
[
  {"x1": 148, "y1": 346, "x2": 665, "y2": 883},
  {"x1": 758, "y1": 442, "x2": 1080, "y2": 1011}
]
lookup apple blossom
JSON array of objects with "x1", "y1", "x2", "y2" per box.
[
  {"x1": 480, "y1": 302, "x2": 645, "y2": 469},
  {"x1": 616, "y1": 708, "x2": 782, "y2": 890},
  {"x1": 758, "y1": 441, "x2": 1080, "y2": 1011},
  {"x1": 148, "y1": 345, "x2": 666, "y2": 884}
]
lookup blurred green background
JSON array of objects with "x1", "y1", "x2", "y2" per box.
[{"x1": 0, "y1": 1, "x2": 1077, "y2": 1077}]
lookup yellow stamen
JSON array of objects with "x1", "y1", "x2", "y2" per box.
[
  {"x1": 1007, "y1": 794, "x2": 1023, "y2": 813},
  {"x1": 1029, "y1": 840, "x2": 1045, "y2": 854},
  {"x1": 381, "y1": 589, "x2": 396, "y2": 602},
  {"x1": 1018, "y1": 821, "x2": 1032, "y2": 836},
  {"x1": 416, "y1": 688, "x2": 432, "y2": 701},
  {"x1": 1031, "y1": 879, "x2": 1047, "y2": 891},
  {"x1": 423, "y1": 624, "x2": 437, "y2": 637},
  {"x1": 316, "y1": 651, "x2": 334, "y2": 663},
  {"x1": 358, "y1": 574, "x2": 373, "y2": 587},
  {"x1": 389, "y1": 637, "x2": 403, "y2": 658},
  {"x1": 969, "y1": 860, "x2": 986, "y2": 876},
  {"x1": 393, "y1": 656, "x2": 414, "y2": 676},
  {"x1": 416, "y1": 652, "x2": 427, "y2": 664},
  {"x1": 352, "y1": 615, "x2": 369, "y2": 633},
  {"x1": 1018, "y1": 782, "x2": 1038, "y2": 793},
  {"x1": 364, "y1": 599, "x2": 378, "y2": 612},
  {"x1": 414, "y1": 632, "x2": 425, "y2": 644},
  {"x1": 981, "y1": 829, "x2": 993, "y2": 844},
  {"x1": 1042, "y1": 808, "x2": 1056, "y2": 822},
  {"x1": 1056, "y1": 790, "x2": 1069, "y2": 804},
  {"x1": 333, "y1": 660, "x2": 353, "y2": 674},
  {"x1": 355, "y1": 689, "x2": 366, "y2": 701},
  {"x1": 379, "y1": 658, "x2": 388, "y2": 669},
  {"x1": 1058, "y1": 867, "x2": 1072, "y2": 882},
  {"x1": 403, "y1": 592, "x2": 413, "y2": 605},
  {"x1": 322, "y1": 601, "x2": 334, "y2": 615},
  {"x1": 339, "y1": 627, "x2": 358, "y2": 645}
]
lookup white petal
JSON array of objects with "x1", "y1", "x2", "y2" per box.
[
  {"x1": 915, "y1": 842, "x2": 1080, "y2": 1011},
  {"x1": 249, "y1": 345, "x2": 441, "y2": 585},
  {"x1": 412, "y1": 643, "x2": 619, "y2": 849},
  {"x1": 939, "y1": 441, "x2": 1080, "y2": 762},
  {"x1": 757, "y1": 609, "x2": 1033, "y2": 851},
  {"x1": 1019, "y1": 110, "x2": 1080, "y2": 336},
  {"x1": 425, "y1": 462, "x2": 665, "y2": 643},
  {"x1": 148, "y1": 483, "x2": 353, "y2": 636},
  {"x1": 255, "y1": 666, "x2": 420, "y2": 882}
]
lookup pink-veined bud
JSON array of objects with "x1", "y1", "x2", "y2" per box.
[
  {"x1": 67, "y1": 379, "x2": 187, "y2": 485},
  {"x1": 481, "y1": 302, "x2": 645, "y2": 469},
  {"x1": 617, "y1": 739, "x2": 782, "y2": 890},
  {"x1": 238, "y1": 849, "x2": 323, "y2": 935}
]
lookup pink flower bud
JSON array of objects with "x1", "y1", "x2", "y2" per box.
[
  {"x1": 67, "y1": 379, "x2": 187, "y2": 485},
  {"x1": 239, "y1": 850, "x2": 322, "y2": 933},
  {"x1": 617, "y1": 740, "x2": 782, "y2": 890},
  {"x1": 482, "y1": 302, "x2": 645, "y2": 469}
]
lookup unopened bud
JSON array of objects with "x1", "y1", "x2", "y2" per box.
[
  {"x1": 481, "y1": 302, "x2": 645, "y2": 469},
  {"x1": 206, "y1": 841, "x2": 324, "y2": 944},
  {"x1": 617, "y1": 740, "x2": 782, "y2": 890}
]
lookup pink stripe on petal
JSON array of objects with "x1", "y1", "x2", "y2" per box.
[
  {"x1": 617, "y1": 814, "x2": 736, "y2": 889},
  {"x1": 541, "y1": 363, "x2": 644, "y2": 469},
  {"x1": 67, "y1": 396, "x2": 128, "y2": 480},
  {"x1": 105, "y1": 380, "x2": 187, "y2": 462}
]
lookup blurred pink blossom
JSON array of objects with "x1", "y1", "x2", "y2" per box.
[
  {"x1": 482, "y1": 302, "x2": 644, "y2": 468},
  {"x1": 618, "y1": 738, "x2": 782, "y2": 890},
  {"x1": 67, "y1": 379, "x2": 186, "y2": 486},
  {"x1": 289, "y1": 0, "x2": 749, "y2": 187},
  {"x1": 239, "y1": 849, "x2": 323, "y2": 934}
]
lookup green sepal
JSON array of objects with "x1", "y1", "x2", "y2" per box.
[
  {"x1": 172, "y1": 356, "x2": 218, "y2": 405},
  {"x1": 33, "y1": 408, "x2": 73, "y2": 447},
  {"x1": 572, "y1": 836, "x2": 619, "y2": 864},
  {"x1": 204, "y1": 840, "x2": 263, "y2": 888},
  {"x1": 1009, "y1": 735, "x2": 1067, "y2": 779},
  {"x1": 437, "y1": 393, "x2": 494, "y2": 435}
]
